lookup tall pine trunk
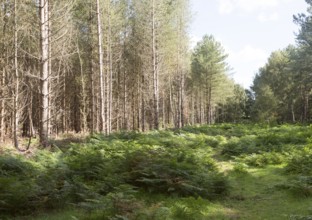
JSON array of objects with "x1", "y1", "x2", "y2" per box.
[
  {"x1": 96, "y1": 0, "x2": 106, "y2": 133},
  {"x1": 107, "y1": 1, "x2": 113, "y2": 133},
  {"x1": 39, "y1": 0, "x2": 50, "y2": 147},
  {"x1": 13, "y1": 0, "x2": 19, "y2": 149},
  {"x1": 152, "y1": 0, "x2": 159, "y2": 130}
]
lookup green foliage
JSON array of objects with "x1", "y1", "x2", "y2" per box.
[
  {"x1": 3, "y1": 124, "x2": 312, "y2": 219},
  {"x1": 219, "y1": 84, "x2": 248, "y2": 123},
  {"x1": 285, "y1": 145, "x2": 312, "y2": 175},
  {"x1": 277, "y1": 175, "x2": 312, "y2": 198},
  {"x1": 221, "y1": 125, "x2": 311, "y2": 157},
  {"x1": 221, "y1": 135, "x2": 258, "y2": 156},
  {"x1": 238, "y1": 152, "x2": 286, "y2": 167},
  {"x1": 0, "y1": 155, "x2": 34, "y2": 213},
  {"x1": 232, "y1": 162, "x2": 249, "y2": 174},
  {"x1": 0, "y1": 152, "x2": 72, "y2": 214},
  {"x1": 171, "y1": 197, "x2": 208, "y2": 220},
  {"x1": 251, "y1": 46, "x2": 302, "y2": 123},
  {"x1": 134, "y1": 203, "x2": 172, "y2": 220},
  {"x1": 289, "y1": 215, "x2": 312, "y2": 220},
  {"x1": 288, "y1": 176, "x2": 312, "y2": 197},
  {"x1": 123, "y1": 148, "x2": 228, "y2": 199},
  {"x1": 279, "y1": 144, "x2": 312, "y2": 198}
]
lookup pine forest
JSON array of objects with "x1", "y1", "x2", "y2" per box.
[{"x1": 1, "y1": 0, "x2": 312, "y2": 219}]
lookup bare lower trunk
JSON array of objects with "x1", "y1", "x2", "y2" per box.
[
  {"x1": 180, "y1": 72, "x2": 185, "y2": 127},
  {"x1": 47, "y1": 5, "x2": 52, "y2": 136},
  {"x1": 0, "y1": 0, "x2": 8, "y2": 143},
  {"x1": 89, "y1": 3, "x2": 95, "y2": 134},
  {"x1": 108, "y1": 3, "x2": 113, "y2": 133},
  {"x1": 62, "y1": 77, "x2": 66, "y2": 133},
  {"x1": 199, "y1": 91, "x2": 202, "y2": 124},
  {"x1": 0, "y1": 68, "x2": 5, "y2": 142},
  {"x1": 304, "y1": 91, "x2": 309, "y2": 122},
  {"x1": 96, "y1": 0, "x2": 105, "y2": 133},
  {"x1": 39, "y1": 0, "x2": 50, "y2": 147},
  {"x1": 152, "y1": 0, "x2": 159, "y2": 130},
  {"x1": 162, "y1": 91, "x2": 165, "y2": 128},
  {"x1": 13, "y1": 0, "x2": 19, "y2": 149},
  {"x1": 141, "y1": 73, "x2": 145, "y2": 132},
  {"x1": 291, "y1": 103, "x2": 295, "y2": 123},
  {"x1": 208, "y1": 85, "x2": 212, "y2": 124},
  {"x1": 191, "y1": 91, "x2": 195, "y2": 125},
  {"x1": 168, "y1": 76, "x2": 174, "y2": 126},
  {"x1": 28, "y1": 92, "x2": 35, "y2": 137},
  {"x1": 77, "y1": 40, "x2": 87, "y2": 132},
  {"x1": 123, "y1": 69, "x2": 127, "y2": 130},
  {"x1": 137, "y1": 75, "x2": 141, "y2": 131}
]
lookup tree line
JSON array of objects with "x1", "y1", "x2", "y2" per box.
[
  {"x1": 0, "y1": 0, "x2": 242, "y2": 148},
  {"x1": 251, "y1": 0, "x2": 312, "y2": 123}
]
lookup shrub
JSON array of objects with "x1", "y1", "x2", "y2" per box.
[
  {"x1": 0, "y1": 155, "x2": 39, "y2": 214},
  {"x1": 281, "y1": 145, "x2": 312, "y2": 197},
  {"x1": 63, "y1": 145, "x2": 126, "y2": 196},
  {"x1": 285, "y1": 146, "x2": 312, "y2": 175},
  {"x1": 171, "y1": 197, "x2": 209, "y2": 220},
  {"x1": 239, "y1": 152, "x2": 286, "y2": 167},
  {"x1": 123, "y1": 149, "x2": 228, "y2": 199},
  {"x1": 232, "y1": 162, "x2": 249, "y2": 174},
  {"x1": 278, "y1": 176, "x2": 312, "y2": 197},
  {"x1": 221, "y1": 135, "x2": 258, "y2": 157}
]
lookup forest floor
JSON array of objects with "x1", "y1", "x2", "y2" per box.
[
  {"x1": 27, "y1": 165, "x2": 312, "y2": 220},
  {"x1": 2, "y1": 124, "x2": 312, "y2": 220}
]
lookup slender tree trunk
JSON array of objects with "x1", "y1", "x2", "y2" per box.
[
  {"x1": 132, "y1": 91, "x2": 135, "y2": 130},
  {"x1": 177, "y1": 15, "x2": 183, "y2": 128},
  {"x1": 39, "y1": 0, "x2": 50, "y2": 147},
  {"x1": 141, "y1": 73, "x2": 145, "y2": 132},
  {"x1": 116, "y1": 64, "x2": 120, "y2": 131},
  {"x1": 180, "y1": 72, "x2": 185, "y2": 127},
  {"x1": 47, "y1": 4, "x2": 52, "y2": 136},
  {"x1": 169, "y1": 76, "x2": 174, "y2": 126},
  {"x1": 304, "y1": 91, "x2": 309, "y2": 122},
  {"x1": 152, "y1": 0, "x2": 159, "y2": 130},
  {"x1": 90, "y1": 62, "x2": 95, "y2": 133},
  {"x1": 199, "y1": 90, "x2": 202, "y2": 124},
  {"x1": 205, "y1": 76, "x2": 209, "y2": 124},
  {"x1": 191, "y1": 90, "x2": 195, "y2": 125},
  {"x1": 13, "y1": 0, "x2": 19, "y2": 149},
  {"x1": 96, "y1": 0, "x2": 106, "y2": 133},
  {"x1": 208, "y1": 85, "x2": 212, "y2": 124},
  {"x1": 123, "y1": 68, "x2": 127, "y2": 130},
  {"x1": 291, "y1": 102, "x2": 296, "y2": 123},
  {"x1": 62, "y1": 75, "x2": 66, "y2": 133},
  {"x1": 177, "y1": 80, "x2": 181, "y2": 128},
  {"x1": 137, "y1": 75, "x2": 141, "y2": 131},
  {"x1": 89, "y1": 3, "x2": 95, "y2": 134},
  {"x1": 108, "y1": 1, "x2": 113, "y2": 133},
  {"x1": 0, "y1": 0, "x2": 8, "y2": 143},
  {"x1": 0, "y1": 68, "x2": 5, "y2": 142},
  {"x1": 162, "y1": 91, "x2": 165, "y2": 128},
  {"x1": 77, "y1": 40, "x2": 87, "y2": 132},
  {"x1": 28, "y1": 88, "x2": 35, "y2": 137}
]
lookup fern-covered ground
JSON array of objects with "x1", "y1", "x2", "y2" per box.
[{"x1": 1, "y1": 124, "x2": 312, "y2": 219}]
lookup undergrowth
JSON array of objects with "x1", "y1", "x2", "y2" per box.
[{"x1": 1, "y1": 123, "x2": 312, "y2": 219}]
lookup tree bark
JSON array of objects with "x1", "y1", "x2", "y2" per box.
[
  {"x1": 13, "y1": 0, "x2": 20, "y2": 149},
  {"x1": 96, "y1": 0, "x2": 106, "y2": 133},
  {"x1": 107, "y1": 1, "x2": 113, "y2": 133},
  {"x1": 39, "y1": 0, "x2": 50, "y2": 147},
  {"x1": 0, "y1": 68, "x2": 5, "y2": 142},
  {"x1": 77, "y1": 39, "x2": 87, "y2": 132},
  {"x1": 89, "y1": 2, "x2": 95, "y2": 134},
  {"x1": 152, "y1": 0, "x2": 159, "y2": 130}
]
